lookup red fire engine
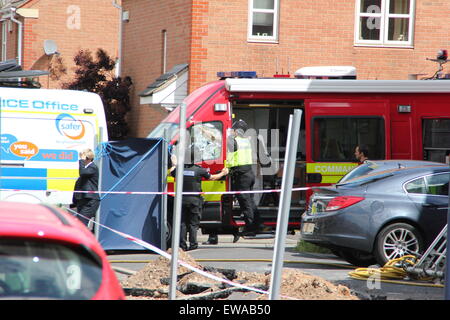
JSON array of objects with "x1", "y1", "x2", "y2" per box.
[{"x1": 149, "y1": 67, "x2": 450, "y2": 238}]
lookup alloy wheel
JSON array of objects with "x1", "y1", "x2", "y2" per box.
[{"x1": 382, "y1": 227, "x2": 420, "y2": 260}]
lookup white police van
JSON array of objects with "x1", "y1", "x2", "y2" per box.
[{"x1": 0, "y1": 86, "x2": 108, "y2": 205}]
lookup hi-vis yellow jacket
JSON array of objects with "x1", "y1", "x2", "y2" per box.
[{"x1": 226, "y1": 136, "x2": 253, "y2": 168}]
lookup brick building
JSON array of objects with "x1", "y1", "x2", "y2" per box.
[
  {"x1": 123, "y1": 0, "x2": 449, "y2": 137},
  {"x1": 0, "y1": 0, "x2": 120, "y2": 88}
]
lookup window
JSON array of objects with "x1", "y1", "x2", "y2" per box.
[
  {"x1": 190, "y1": 121, "x2": 223, "y2": 162},
  {"x1": 404, "y1": 177, "x2": 426, "y2": 194},
  {"x1": 147, "y1": 122, "x2": 179, "y2": 140},
  {"x1": 405, "y1": 173, "x2": 450, "y2": 196},
  {"x1": 248, "y1": 0, "x2": 279, "y2": 42},
  {"x1": 355, "y1": 0, "x2": 415, "y2": 47},
  {"x1": 313, "y1": 117, "x2": 385, "y2": 162},
  {"x1": 423, "y1": 119, "x2": 450, "y2": 163}
]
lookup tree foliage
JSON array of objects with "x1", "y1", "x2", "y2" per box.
[{"x1": 62, "y1": 48, "x2": 132, "y2": 140}]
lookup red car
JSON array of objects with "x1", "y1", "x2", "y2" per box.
[{"x1": 0, "y1": 201, "x2": 125, "y2": 300}]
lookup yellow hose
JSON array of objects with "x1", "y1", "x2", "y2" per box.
[{"x1": 348, "y1": 255, "x2": 444, "y2": 288}]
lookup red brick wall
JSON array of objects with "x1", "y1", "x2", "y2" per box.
[
  {"x1": 3, "y1": 0, "x2": 119, "y2": 88},
  {"x1": 123, "y1": 0, "x2": 450, "y2": 137},
  {"x1": 122, "y1": 0, "x2": 191, "y2": 138},
  {"x1": 198, "y1": 0, "x2": 450, "y2": 82}
]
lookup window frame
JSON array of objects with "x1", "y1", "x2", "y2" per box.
[
  {"x1": 247, "y1": 0, "x2": 280, "y2": 43},
  {"x1": 354, "y1": 0, "x2": 416, "y2": 48}
]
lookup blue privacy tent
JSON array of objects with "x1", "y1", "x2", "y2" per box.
[{"x1": 97, "y1": 138, "x2": 164, "y2": 251}]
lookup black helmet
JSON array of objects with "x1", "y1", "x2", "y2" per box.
[{"x1": 232, "y1": 119, "x2": 248, "y2": 132}]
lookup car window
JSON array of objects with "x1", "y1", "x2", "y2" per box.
[
  {"x1": 425, "y1": 173, "x2": 450, "y2": 196},
  {"x1": 0, "y1": 239, "x2": 102, "y2": 300},
  {"x1": 338, "y1": 161, "x2": 378, "y2": 183},
  {"x1": 405, "y1": 177, "x2": 427, "y2": 194},
  {"x1": 405, "y1": 173, "x2": 450, "y2": 196}
]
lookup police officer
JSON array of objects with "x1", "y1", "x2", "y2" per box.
[
  {"x1": 227, "y1": 119, "x2": 261, "y2": 236},
  {"x1": 72, "y1": 149, "x2": 100, "y2": 232},
  {"x1": 170, "y1": 145, "x2": 228, "y2": 251}
]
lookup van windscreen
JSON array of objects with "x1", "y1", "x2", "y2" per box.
[{"x1": 147, "y1": 123, "x2": 179, "y2": 140}]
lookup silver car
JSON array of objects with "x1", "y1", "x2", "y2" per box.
[{"x1": 301, "y1": 164, "x2": 450, "y2": 266}]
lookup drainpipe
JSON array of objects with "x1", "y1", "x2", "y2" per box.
[
  {"x1": 112, "y1": 0, "x2": 122, "y2": 77},
  {"x1": 162, "y1": 29, "x2": 167, "y2": 74},
  {"x1": 9, "y1": 8, "x2": 23, "y2": 66},
  {"x1": 0, "y1": 7, "x2": 23, "y2": 66}
]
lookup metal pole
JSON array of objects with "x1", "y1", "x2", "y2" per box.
[
  {"x1": 161, "y1": 130, "x2": 169, "y2": 251},
  {"x1": 94, "y1": 127, "x2": 103, "y2": 239},
  {"x1": 269, "y1": 109, "x2": 302, "y2": 300},
  {"x1": 169, "y1": 103, "x2": 187, "y2": 300},
  {"x1": 445, "y1": 171, "x2": 450, "y2": 300}
]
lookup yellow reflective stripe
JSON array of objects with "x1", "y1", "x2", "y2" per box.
[
  {"x1": 47, "y1": 169, "x2": 78, "y2": 191},
  {"x1": 320, "y1": 176, "x2": 343, "y2": 184},
  {"x1": 306, "y1": 163, "x2": 357, "y2": 175},
  {"x1": 306, "y1": 163, "x2": 358, "y2": 183},
  {"x1": 201, "y1": 180, "x2": 226, "y2": 202}
]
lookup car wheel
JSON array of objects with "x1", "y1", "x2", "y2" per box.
[
  {"x1": 374, "y1": 223, "x2": 424, "y2": 266},
  {"x1": 165, "y1": 220, "x2": 172, "y2": 249},
  {"x1": 338, "y1": 249, "x2": 377, "y2": 267}
]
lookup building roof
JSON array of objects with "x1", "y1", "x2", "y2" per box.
[
  {"x1": 0, "y1": 0, "x2": 29, "y2": 9},
  {"x1": 0, "y1": 59, "x2": 49, "y2": 87},
  {"x1": 139, "y1": 63, "x2": 188, "y2": 97}
]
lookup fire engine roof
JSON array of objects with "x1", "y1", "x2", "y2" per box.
[{"x1": 225, "y1": 78, "x2": 450, "y2": 93}]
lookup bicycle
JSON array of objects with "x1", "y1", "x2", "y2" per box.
[{"x1": 421, "y1": 49, "x2": 448, "y2": 80}]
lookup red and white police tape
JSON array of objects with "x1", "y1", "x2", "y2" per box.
[{"x1": 0, "y1": 186, "x2": 312, "y2": 196}]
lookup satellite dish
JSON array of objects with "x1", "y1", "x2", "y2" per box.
[{"x1": 43, "y1": 40, "x2": 58, "y2": 55}]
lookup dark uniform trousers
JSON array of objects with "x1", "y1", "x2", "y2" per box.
[
  {"x1": 76, "y1": 198, "x2": 100, "y2": 226},
  {"x1": 231, "y1": 168, "x2": 259, "y2": 231},
  {"x1": 180, "y1": 196, "x2": 203, "y2": 250}
]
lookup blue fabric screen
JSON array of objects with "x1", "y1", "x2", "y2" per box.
[{"x1": 98, "y1": 138, "x2": 164, "y2": 251}]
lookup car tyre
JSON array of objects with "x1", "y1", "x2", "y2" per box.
[
  {"x1": 374, "y1": 222, "x2": 424, "y2": 266},
  {"x1": 165, "y1": 220, "x2": 172, "y2": 249}
]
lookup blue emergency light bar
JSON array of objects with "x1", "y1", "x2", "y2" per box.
[{"x1": 217, "y1": 71, "x2": 257, "y2": 79}]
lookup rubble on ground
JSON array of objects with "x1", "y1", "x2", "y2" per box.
[{"x1": 121, "y1": 249, "x2": 359, "y2": 300}]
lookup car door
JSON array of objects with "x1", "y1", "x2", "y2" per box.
[{"x1": 405, "y1": 172, "x2": 449, "y2": 244}]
